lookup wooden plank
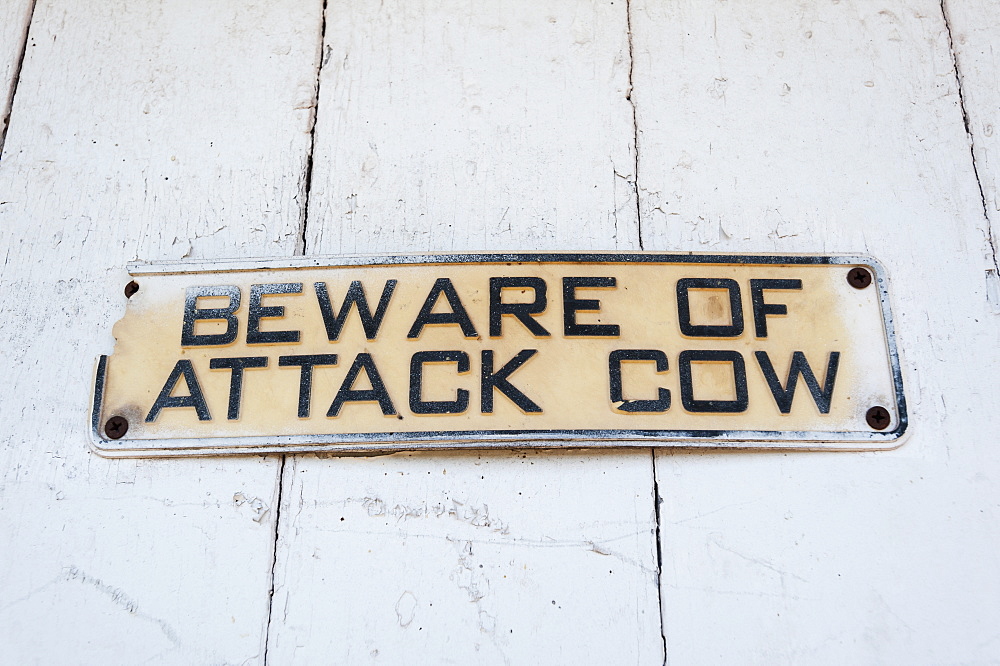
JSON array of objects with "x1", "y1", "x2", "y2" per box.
[
  {"x1": 303, "y1": 0, "x2": 640, "y2": 253},
  {"x1": 0, "y1": 0, "x2": 323, "y2": 662},
  {"x1": 270, "y1": 451, "x2": 661, "y2": 662},
  {"x1": 266, "y1": 0, "x2": 663, "y2": 661},
  {"x1": 0, "y1": 0, "x2": 33, "y2": 148},
  {"x1": 633, "y1": 0, "x2": 1000, "y2": 662}
]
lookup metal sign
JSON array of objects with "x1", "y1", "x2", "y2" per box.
[{"x1": 91, "y1": 253, "x2": 907, "y2": 456}]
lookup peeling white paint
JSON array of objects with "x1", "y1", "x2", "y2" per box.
[{"x1": 1, "y1": 0, "x2": 999, "y2": 663}]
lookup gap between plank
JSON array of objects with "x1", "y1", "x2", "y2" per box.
[
  {"x1": 295, "y1": 0, "x2": 331, "y2": 256},
  {"x1": 0, "y1": 0, "x2": 38, "y2": 159},
  {"x1": 266, "y1": 0, "x2": 330, "y2": 660},
  {"x1": 628, "y1": 2, "x2": 664, "y2": 659},
  {"x1": 651, "y1": 450, "x2": 668, "y2": 665},
  {"x1": 262, "y1": 455, "x2": 288, "y2": 665},
  {"x1": 625, "y1": 0, "x2": 643, "y2": 251},
  {"x1": 940, "y1": 0, "x2": 999, "y2": 275}
]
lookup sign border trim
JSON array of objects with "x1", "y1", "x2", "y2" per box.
[{"x1": 91, "y1": 252, "x2": 908, "y2": 457}]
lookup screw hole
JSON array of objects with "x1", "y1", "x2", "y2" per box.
[{"x1": 124, "y1": 281, "x2": 139, "y2": 298}]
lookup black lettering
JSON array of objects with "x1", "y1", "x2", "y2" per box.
[
  {"x1": 562, "y1": 277, "x2": 620, "y2": 337},
  {"x1": 481, "y1": 349, "x2": 542, "y2": 413},
  {"x1": 676, "y1": 278, "x2": 744, "y2": 338},
  {"x1": 315, "y1": 280, "x2": 397, "y2": 341},
  {"x1": 279, "y1": 354, "x2": 339, "y2": 418},
  {"x1": 755, "y1": 350, "x2": 840, "y2": 414},
  {"x1": 750, "y1": 279, "x2": 802, "y2": 338},
  {"x1": 409, "y1": 351, "x2": 470, "y2": 414},
  {"x1": 146, "y1": 359, "x2": 211, "y2": 422},
  {"x1": 678, "y1": 349, "x2": 748, "y2": 413},
  {"x1": 407, "y1": 278, "x2": 478, "y2": 338},
  {"x1": 209, "y1": 356, "x2": 268, "y2": 420},
  {"x1": 609, "y1": 349, "x2": 671, "y2": 413},
  {"x1": 181, "y1": 285, "x2": 241, "y2": 346},
  {"x1": 247, "y1": 283, "x2": 302, "y2": 344},
  {"x1": 327, "y1": 353, "x2": 396, "y2": 417},
  {"x1": 489, "y1": 277, "x2": 550, "y2": 337}
]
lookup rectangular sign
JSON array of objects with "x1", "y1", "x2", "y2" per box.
[{"x1": 92, "y1": 253, "x2": 907, "y2": 456}]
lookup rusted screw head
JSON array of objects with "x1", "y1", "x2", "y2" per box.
[
  {"x1": 105, "y1": 415, "x2": 129, "y2": 439},
  {"x1": 124, "y1": 281, "x2": 139, "y2": 298},
  {"x1": 847, "y1": 267, "x2": 872, "y2": 289},
  {"x1": 866, "y1": 406, "x2": 890, "y2": 430}
]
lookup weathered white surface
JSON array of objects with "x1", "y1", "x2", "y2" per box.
[
  {"x1": 269, "y1": 451, "x2": 660, "y2": 663},
  {"x1": 947, "y1": 0, "x2": 1000, "y2": 280},
  {"x1": 0, "y1": 0, "x2": 33, "y2": 146},
  {"x1": 305, "y1": 0, "x2": 640, "y2": 253},
  {"x1": 0, "y1": 0, "x2": 322, "y2": 662},
  {"x1": 267, "y1": 0, "x2": 664, "y2": 662},
  {"x1": 633, "y1": 0, "x2": 1000, "y2": 662},
  {"x1": 3, "y1": 0, "x2": 1000, "y2": 662}
]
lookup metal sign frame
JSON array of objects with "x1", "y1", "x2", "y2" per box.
[{"x1": 91, "y1": 252, "x2": 908, "y2": 457}]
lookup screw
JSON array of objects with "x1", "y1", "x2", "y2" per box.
[
  {"x1": 105, "y1": 415, "x2": 129, "y2": 439},
  {"x1": 124, "y1": 281, "x2": 139, "y2": 298},
  {"x1": 847, "y1": 267, "x2": 872, "y2": 289},
  {"x1": 866, "y1": 406, "x2": 890, "y2": 430}
]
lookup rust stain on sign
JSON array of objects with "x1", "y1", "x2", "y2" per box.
[{"x1": 91, "y1": 253, "x2": 907, "y2": 456}]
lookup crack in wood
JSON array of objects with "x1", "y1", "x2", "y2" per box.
[
  {"x1": 0, "y1": 0, "x2": 37, "y2": 158},
  {"x1": 296, "y1": 0, "x2": 331, "y2": 257},
  {"x1": 651, "y1": 450, "x2": 667, "y2": 665},
  {"x1": 940, "y1": 0, "x2": 999, "y2": 275},
  {"x1": 625, "y1": 0, "x2": 643, "y2": 251},
  {"x1": 263, "y1": 455, "x2": 288, "y2": 666}
]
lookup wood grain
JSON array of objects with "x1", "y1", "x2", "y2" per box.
[
  {"x1": 633, "y1": 0, "x2": 1000, "y2": 661},
  {"x1": 267, "y1": 0, "x2": 664, "y2": 662},
  {"x1": 0, "y1": 0, "x2": 33, "y2": 148},
  {"x1": 0, "y1": 0, "x2": 322, "y2": 661}
]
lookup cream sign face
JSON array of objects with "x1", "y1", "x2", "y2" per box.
[{"x1": 91, "y1": 253, "x2": 907, "y2": 457}]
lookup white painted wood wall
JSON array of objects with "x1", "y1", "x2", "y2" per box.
[{"x1": 1, "y1": 0, "x2": 997, "y2": 663}]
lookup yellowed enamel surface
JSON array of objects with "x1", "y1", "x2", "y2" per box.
[{"x1": 98, "y1": 257, "x2": 899, "y2": 450}]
